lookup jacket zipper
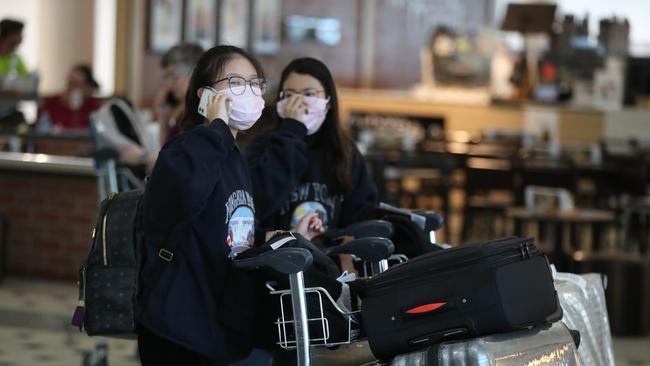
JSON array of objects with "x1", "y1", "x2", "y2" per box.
[
  {"x1": 79, "y1": 265, "x2": 87, "y2": 304},
  {"x1": 72, "y1": 265, "x2": 87, "y2": 330},
  {"x1": 102, "y1": 209, "x2": 109, "y2": 266}
]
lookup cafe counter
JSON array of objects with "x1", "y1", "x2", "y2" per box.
[
  {"x1": 0, "y1": 152, "x2": 98, "y2": 280},
  {"x1": 338, "y1": 88, "x2": 650, "y2": 144}
]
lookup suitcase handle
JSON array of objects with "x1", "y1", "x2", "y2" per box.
[
  {"x1": 324, "y1": 237, "x2": 395, "y2": 262},
  {"x1": 321, "y1": 220, "x2": 394, "y2": 241},
  {"x1": 408, "y1": 327, "x2": 468, "y2": 346}
]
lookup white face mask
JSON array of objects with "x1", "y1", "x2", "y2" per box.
[
  {"x1": 69, "y1": 88, "x2": 83, "y2": 110},
  {"x1": 276, "y1": 96, "x2": 329, "y2": 135},
  {"x1": 219, "y1": 85, "x2": 265, "y2": 130}
]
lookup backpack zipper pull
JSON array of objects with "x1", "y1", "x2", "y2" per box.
[
  {"x1": 519, "y1": 242, "x2": 531, "y2": 259},
  {"x1": 71, "y1": 265, "x2": 87, "y2": 330}
]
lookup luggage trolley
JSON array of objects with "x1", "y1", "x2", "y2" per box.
[
  {"x1": 269, "y1": 236, "x2": 395, "y2": 353},
  {"x1": 234, "y1": 218, "x2": 583, "y2": 366},
  {"x1": 253, "y1": 213, "x2": 446, "y2": 365},
  {"x1": 234, "y1": 244, "x2": 583, "y2": 366},
  {"x1": 234, "y1": 216, "x2": 428, "y2": 366},
  {"x1": 235, "y1": 242, "x2": 385, "y2": 366}
]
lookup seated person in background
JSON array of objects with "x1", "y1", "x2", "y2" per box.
[
  {"x1": 92, "y1": 97, "x2": 160, "y2": 175},
  {"x1": 37, "y1": 64, "x2": 102, "y2": 131}
]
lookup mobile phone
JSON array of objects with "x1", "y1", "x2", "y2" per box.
[{"x1": 198, "y1": 87, "x2": 217, "y2": 119}]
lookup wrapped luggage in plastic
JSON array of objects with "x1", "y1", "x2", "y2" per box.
[
  {"x1": 391, "y1": 322, "x2": 580, "y2": 366},
  {"x1": 553, "y1": 268, "x2": 615, "y2": 366},
  {"x1": 309, "y1": 323, "x2": 581, "y2": 366}
]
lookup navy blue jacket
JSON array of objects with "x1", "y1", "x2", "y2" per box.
[
  {"x1": 138, "y1": 120, "x2": 258, "y2": 364},
  {"x1": 246, "y1": 118, "x2": 378, "y2": 234}
]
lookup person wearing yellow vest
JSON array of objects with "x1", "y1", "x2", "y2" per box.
[
  {"x1": 0, "y1": 19, "x2": 30, "y2": 124},
  {"x1": 0, "y1": 19, "x2": 28, "y2": 78}
]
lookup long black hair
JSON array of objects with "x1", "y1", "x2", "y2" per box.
[
  {"x1": 278, "y1": 57, "x2": 353, "y2": 195},
  {"x1": 72, "y1": 64, "x2": 99, "y2": 89},
  {"x1": 182, "y1": 45, "x2": 264, "y2": 131}
]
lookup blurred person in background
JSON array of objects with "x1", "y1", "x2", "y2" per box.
[
  {"x1": 153, "y1": 42, "x2": 203, "y2": 144},
  {"x1": 0, "y1": 18, "x2": 28, "y2": 78},
  {"x1": 116, "y1": 43, "x2": 203, "y2": 173},
  {"x1": 0, "y1": 18, "x2": 29, "y2": 125},
  {"x1": 36, "y1": 64, "x2": 102, "y2": 131}
]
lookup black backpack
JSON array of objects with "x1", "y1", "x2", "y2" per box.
[{"x1": 71, "y1": 190, "x2": 144, "y2": 337}]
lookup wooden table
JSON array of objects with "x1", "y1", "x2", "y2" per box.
[{"x1": 506, "y1": 207, "x2": 616, "y2": 270}]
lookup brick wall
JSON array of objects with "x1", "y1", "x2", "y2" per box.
[{"x1": 0, "y1": 172, "x2": 98, "y2": 280}]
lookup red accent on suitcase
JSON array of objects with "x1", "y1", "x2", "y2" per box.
[{"x1": 405, "y1": 302, "x2": 447, "y2": 314}]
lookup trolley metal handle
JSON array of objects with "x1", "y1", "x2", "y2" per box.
[
  {"x1": 233, "y1": 247, "x2": 313, "y2": 365},
  {"x1": 413, "y1": 210, "x2": 445, "y2": 232},
  {"x1": 324, "y1": 237, "x2": 395, "y2": 262},
  {"x1": 289, "y1": 270, "x2": 310, "y2": 365},
  {"x1": 233, "y1": 247, "x2": 313, "y2": 275},
  {"x1": 322, "y1": 220, "x2": 394, "y2": 241}
]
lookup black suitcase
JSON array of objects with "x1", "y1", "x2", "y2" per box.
[{"x1": 359, "y1": 237, "x2": 562, "y2": 361}]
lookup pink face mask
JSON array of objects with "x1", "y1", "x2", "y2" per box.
[
  {"x1": 219, "y1": 85, "x2": 265, "y2": 130},
  {"x1": 276, "y1": 96, "x2": 330, "y2": 135}
]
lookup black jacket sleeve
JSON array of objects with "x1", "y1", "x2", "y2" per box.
[
  {"x1": 245, "y1": 118, "x2": 309, "y2": 228},
  {"x1": 339, "y1": 145, "x2": 379, "y2": 227},
  {"x1": 144, "y1": 120, "x2": 235, "y2": 230}
]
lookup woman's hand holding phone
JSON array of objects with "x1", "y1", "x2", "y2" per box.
[
  {"x1": 283, "y1": 95, "x2": 308, "y2": 121},
  {"x1": 199, "y1": 87, "x2": 231, "y2": 125}
]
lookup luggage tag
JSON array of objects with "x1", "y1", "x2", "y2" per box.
[
  {"x1": 70, "y1": 302, "x2": 85, "y2": 330},
  {"x1": 336, "y1": 270, "x2": 357, "y2": 283},
  {"x1": 270, "y1": 232, "x2": 297, "y2": 250}
]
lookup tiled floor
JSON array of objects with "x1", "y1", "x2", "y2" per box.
[
  {"x1": 0, "y1": 277, "x2": 138, "y2": 366},
  {"x1": 613, "y1": 336, "x2": 650, "y2": 366},
  {"x1": 0, "y1": 276, "x2": 648, "y2": 366}
]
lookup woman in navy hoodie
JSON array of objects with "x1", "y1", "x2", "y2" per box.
[
  {"x1": 246, "y1": 58, "x2": 378, "y2": 273},
  {"x1": 137, "y1": 46, "x2": 322, "y2": 366}
]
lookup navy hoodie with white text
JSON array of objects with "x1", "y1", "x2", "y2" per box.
[
  {"x1": 138, "y1": 120, "x2": 257, "y2": 364},
  {"x1": 245, "y1": 118, "x2": 378, "y2": 236}
]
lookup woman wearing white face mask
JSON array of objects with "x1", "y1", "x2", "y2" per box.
[
  {"x1": 246, "y1": 58, "x2": 378, "y2": 275},
  {"x1": 138, "y1": 46, "x2": 323, "y2": 366}
]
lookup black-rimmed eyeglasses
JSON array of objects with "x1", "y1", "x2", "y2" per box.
[
  {"x1": 211, "y1": 76, "x2": 267, "y2": 96},
  {"x1": 279, "y1": 89, "x2": 326, "y2": 99}
]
